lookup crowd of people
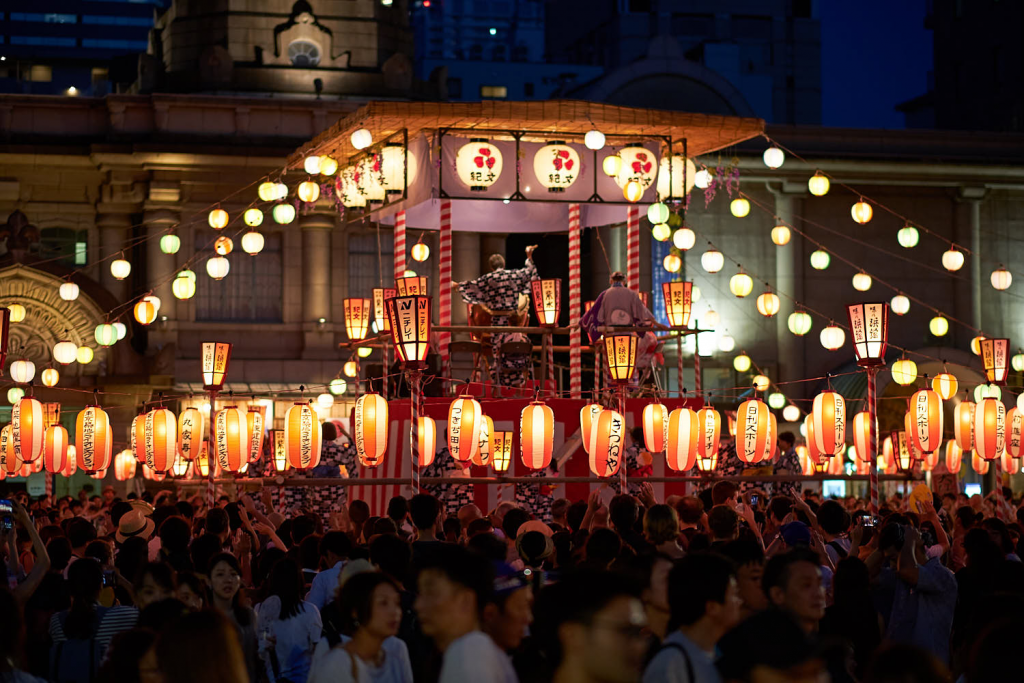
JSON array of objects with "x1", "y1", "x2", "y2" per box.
[{"x1": 0, "y1": 435, "x2": 1021, "y2": 683}]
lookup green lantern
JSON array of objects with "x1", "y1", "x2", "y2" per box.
[
  {"x1": 897, "y1": 225, "x2": 920, "y2": 249},
  {"x1": 767, "y1": 392, "x2": 786, "y2": 410},
  {"x1": 646, "y1": 202, "x2": 670, "y2": 225},
  {"x1": 809, "y1": 250, "x2": 830, "y2": 270},
  {"x1": 94, "y1": 324, "x2": 118, "y2": 347},
  {"x1": 160, "y1": 233, "x2": 181, "y2": 255}
]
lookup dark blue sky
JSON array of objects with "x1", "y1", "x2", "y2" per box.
[{"x1": 820, "y1": 0, "x2": 932, "y2": 129}]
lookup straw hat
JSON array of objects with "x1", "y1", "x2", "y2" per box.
[{"x1": 116, "y1": 509, "x2": 156, "y2": 544}]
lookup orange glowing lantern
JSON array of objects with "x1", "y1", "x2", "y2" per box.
[
  {"x1": 201, "y1": 342, "x2": 232, "y2": 391},
  {"x1": 589, "y1": 409, "x2": 624, "y2": 477},
  {"x1": 178, "y1": 407, "x2": 204, "y2": 461},
  {"x1": 852, "y1": 411, "x2": 875, "y2": 461},
  {"x1": 416, "y1": 417, "x2": 436, "y2": 468},
  {"x1": 812, "y1": 391, "x2": 846, "y2": 457},
  {"x1": 114, "y1": 449, "x2": 136, "y2": 481},
  {"x1": 1006, "y1": 407, "x2": 1024, "y2": 458},
  {"x1": 973, "y1": 397, "x2": 1005, "y2": 460},
  {"x1": 247, "y1": 406, "x2": 265, "y2": 463},
  {"x1": 76, "y1": 406, "x2": 112, "y2": 473},
  {"x1": 910, "y1": 388, "x2": 943, "y2": 454},
  {"x1": 697, "y1": 406, "x2": 722, "y2": 461},
  {"x1": 11, "y1": 396, "x2": 44, "y2": 462},
  {"x1": 945, "y1": 440, "x2": 962, "y2": 473},
  {"x1": 130, "y1": 413, "x2": 146, "y2": 463},
  {"x1": 394, "y1": 276, "x2": 428, "y2": 296},
  {"x1": 666, "y1": 408, "x2": 699, "y2": 471},
  {"x1": 972, "y1": 451, "x2": 989, "y2": 475},
  {"x1": 63, "y1": 446, "x2": 78, "y2": 477},
  {"x1": 214, "y1": 406, "x2": 249, "y2": 473},
  {"x1": 448, "y1": 396, "x2": 483, "y2": 463},
  {"x1": 372, "y1": 288, "x2": 396, "y2": 332},
  {"x1": 805, "y1": 414, "x2": 822, "y2": 463},
  {"x1": 520, "y1": 401, "x2": 554, "y2": 470},
  {"x1": 980, "y1": 337, "x2": 1010, "y2": 385},
  {"x1": 474, "y1": 415, "x2": 493, "y2": 467},
  {"x1": 145, "y1": 408, "x2": 177, "y2": 474},
  {"x1": 932, "y1": 372, "x2": 958, "y2": 400},
  {"x1": 134, "y1": 300, "x2": 157, "y2": 325},
  {"x1": 285, "y1": 402, "x2": 321, "y2": 470},
  {"x1": 386, "y1": 295, "x2": 430, "y2": 368},
  {"x1": 846, "y1": 302, "x2": 889, "y2": 366},
  {"x1": 605, "y1": 334, "x2": 638, "y2": 384},
  {"x1": 490, "y1": 430, "x2": 513, "y2": 472},
  {"x1": 954, "y1": 399, "x2": 975, "y2": 452},
  {"x1": 662, "y1": 281, "x2": 693, "y2": 327},
  {"x1": 344, "y1": 298, "x2": 371, "y2": 341},
  {"x1": 1, "y1": 425, "x2": 22, "y2": 475},
  {"x1": 271, "y1": 430, "x2": 288, "y2": 473},
  {"x1": 43, "y1": 425, "x2": 70, "y2": 474},
  {"x1": 530, "y1": 279, "x2": 561, "y2": 326},
  {"x1": 354, "y1": 393, "x2": 388, "y2": 467},
  {"x1": 580, "y1": 403, "x2": 603, "y2": 455},
  {"x1": 737, "y1": 399, "x2": 773, "y2": 464},
  {"x1": 1001, "y1": 451, "x2": 1020, "y2": 475},
  {"x1": 642, "y1": 403, "x2": 668, "y2": 453}
]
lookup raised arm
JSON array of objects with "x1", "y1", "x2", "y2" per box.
[{"x1": 12, "y1": 501, "x2": 50, "y2": 606}]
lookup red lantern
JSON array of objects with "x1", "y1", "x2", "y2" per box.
[
  {"x1": 921, "y1": 449, "x2": 939, "y2": 473},
  {"x1": 284, "y1": 402, "x2": 321, "y2": 470},
  {"x1": 473, "y1": 415, "x2": 494, "y2": 467},
  {"x1": 215, "y1": 407, "x2": 250, "y2": 473},
  {"x1": 12, "y1": 396, "x2": 44, "y2": 462},
  {"x1": 521, "y1": 401, "x2": 554, "y2": 470},
  {"x1": 416, "y1": 417, "x2": 436, "y2": 468},
  {"x1": 43, "y1": 425, "x2": 70, "y2": 474},
  {"x1": 178, "y1": 407, "x2": 205, "y2": 461},
  {"x1": 130, "y1": 413, "x2": 146, "y2": 463},
  {"x1": 642, "y1": 403, "x2": 668, "y2": 453},
  {"x1": 945, "y1": 439, "x2": 962, "y2": 473},
  {"x1": 76, "y1": 406, "x2": 112, "y2": 473},
  {"x1": 589, "y1": 409, "x2": 624, "y2": 477},
  {"x1": 247, "y1": 406, "x2": 265, "y2": 463},
  {"x1": 63, "y1": 446, "x2": 78, "y2": 477},
  {"x1": 909, "y1": 388, "x2": 943, "y2": 454},
  {"x1": 737, "y1": 399, "x2": 772, "y2": 464},
  {"x1": 580, "y1": 403, "x2": 602, "y2": 455},
  {"x1": 852, "y1": 411, "x2": 874, "y2": 462},
  {"x1": 973, "y1": 397, "x2": 1005, "y2": 461},
  {"x1": 903, "y1": 412, "x2": 925, "y2": 461},
  {"x1": 490, "y1": 430, "x2": 513, "y2": 472},
  {"x1": 1001, "y1": 450, "x2": 1019, "y2": 475},
  {"x1": 768, "y1": 413, "x2": 778, "y2": 460},
  {"x1": 697, "y1": 407, "x2": 721, "y2": 461},
  {"x1": 666, "y1": 408, "x2": 699, "y2": 472},
  {"x1": 662, "y1": 281, "x2": 693, "y2": 327},
  {"x1": 530, "y1": 279, "x2": 562, "y2": 326},
  {"x1": 344, "y1": 298, "x2": 372, "y2": 341},
  {"x1": 448, "y1": 396, "x2": 483, "y2": 463},
  {"x1": 113, "y1": 449, "x2": 136, "y2": 481},
  {"x1": 812, "y1": 391, "x2": 846, "y2": 457},
  {"x1": 972, "y1": 451, "x2": 989, "y2": 475},
  {"x1": 354, "y1": 393, "x2": 388, "y2": 467},
  {"x1": 146, "y1": 408, "x2": 177, "y2": 474},
  {"x1": 1007, "y1": 407, "x2": 1024, "y2": 458},
  {"x1": 0, "y1": 425, "x2": 22, "y2": 475},
  {"x1": 805, "y1": 414, "x2": 822, "y2": 463}
]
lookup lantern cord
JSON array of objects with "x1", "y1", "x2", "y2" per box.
[{"x1": 593, "y1": 226, "x2": 614, "y2": 272}]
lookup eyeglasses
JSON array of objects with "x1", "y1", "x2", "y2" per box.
[{"x1": 587, "y1": 619, "x2": 650, "y2": 640}]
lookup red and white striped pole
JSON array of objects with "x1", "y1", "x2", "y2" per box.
[
  {"x1": 626, "y1": 205, "x2": 640, "y2": 290},
  {"x1": 867, "y1": 368, "x2": 879, "y2": 514},
  {"x1": 693, "y1": 334, "x2": 702, "y2": 396},
  {"x1": 394, "y1": 210, "x2": 406, "y2": 284},
  {"x1": 568, "y1": 204, "x2": 582, "y2": 398},
  {"x1": 439, "y1": 200, "x2": 453, "y2": 381}
]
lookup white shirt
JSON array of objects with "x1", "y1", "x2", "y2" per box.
[
  {"x1": 310, "y1": 636, "x2": 413, "y2": 683},
  {"x1": 255, "y1": 598, "x2": 323, "y2": 683},
  {"x1": 306, "y1": 561, "x2": 345, "y2": 611},
  {"x1": 308, "y1": 647, "x2": 368, "y2": 683},
  {"x1": 643, "y1": 630, "x2": 721, "y2": 683},
  {"x1": 439, "y1": 631, "x2": 518, "y2": 683}
]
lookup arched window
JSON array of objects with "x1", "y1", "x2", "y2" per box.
[{"x1": 288, "y1": 40, "x2": 321, "y2": 67}]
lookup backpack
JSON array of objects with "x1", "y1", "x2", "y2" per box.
[
  {"x1": 49, "y1": 607, "x2": 109, "y2": 683},
  {"x1": 645, "y1": 641, "x2": 695, "y2": 681}
]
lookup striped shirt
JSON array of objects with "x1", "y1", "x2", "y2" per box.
[{"x1": 49, "y1": 605, "x2": 139, "y2": 652}]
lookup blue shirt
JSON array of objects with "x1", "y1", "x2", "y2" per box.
[
  {"x1": 306, "y1": 562, "x2": 344, "y2": 612},
  {"x1": 643, "y1": 630, "x2": 722, "y2": 683},
  {"x1": 886, "y1": 557, "x2": 957, "y2": 663}
]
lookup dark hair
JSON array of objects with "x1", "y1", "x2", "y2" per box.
[
  {"x1": 675, "y1": 496, "x2": 704, "y2": 525},
  {"x1": 551, "y1": 498, "x2": 570, "y2": 522},
  {"x1": 778, "y1": 432, "x2": 796, "y2": 446},
  {"x1": 762, "y1": 547, "x2": 820, "y2": 597},
  {"x1": 109, "y1": 501, "x2": 132, "y2": 528},
  {"x1": 768, "y1": 496, "x2": 794, "y2": 523},
  {"x1": 668, "y1": 553, "x2": 736, "y2": 629},
  {"x1": 205, "y1": 508, "x2": 230, "y2": 536},
  {"x1": 191, "y1": 534, "x2": 223, "y2": 576},
  {"x1": 878, "y1": 522, "x2": 906, "y2": 553},
  {"x1": 409, "y1": 493, "x2": 440, "y2": 530},
  {"x1": 712, "y1": 481, "x2": 738, "y2": 506},
  {"x1": 418, "y1": 544, "x2": 493, "y2": 614},
  {"x1": 85, "y1": 539, "x2": 112, "y2": 566},
  {"x1": 467, "y1": 531, "x2": 508, "y2": 562},
  {"x1": 159, "y1": 516, "x2": 192, "y2": 554},
  {"x1": 336, "y1": 572, "x2": 399, "y2": 636},
  {"x1": 719, "y1": 537, "x2": 765, "y2": 568},
  {"x1": 467, "y1": 517, "x2": 493, "y2": 538},
  {"x1": 566, "y1": 501, "x2": 588, "y2": 533},
  {"x1": 0, "y1": 588, "x2": 22, "y2": 667},
  {"x1": 137, "y1": 598, "x2": 189, "y2": 631},
  {"x1": 153, "y1": 505, "x2": 179, "y2": 534},
  {"x1": 832, "y1": 557, "x2": 871, "y2": 608},
  {"x1": 320, "y1": 531, "x2": 353, "y2": 561},
  {"x1": 644, "y1": 504, "x2": 680, "y2": 545},
  {"x1": 372, "y1": 517, "x2": 398, "y2": 536},
  {"x1": 964, "y1": 527, "x2": 1004, "y2": 571},
  {"x1": 114, "y1": 536, "x2": 149, "y2": 583},
  {"x1": 585, "y1": 528, "x2": 621, "y2": 567},
  {"x1": 176, "y1": 571, "x2": 209, "y2": 608},
  {"x1": 322, "y1": 421, "x2": 339, "y2": 442},
  {"x1": 47, "y1": 536, "x2": 73, "y2": 572},
  {"x1": 67, "y1": 517, "x2": 97, "y2": 549},
  {"x1": 134, "y1": 562, "x2": 176, "y2": 595},
  {"x1": 386, "y1": 496, "x2": 409, "y2": 523},
  {"x1": 290, "y1": 515, "x2": 317, "y2": 545},
  {"x1": 299, "y1": 535, "x2": 321, "y2": 571},
  {"x1": 176, "y1": 500, "x2": 195, "y2": 520},
  {"x1": 608, "y1": 495, "x2": 638, "y2": 534},
  {"x1": 369, "y1": 533, "x2": 411, "y2": 584},
  {"x1": 442, "y1": 516, "x2": 462, "y2": 539},
  {"x1": 349, "y1": 500, "x2": 370, "y2": 525},
  {"x1": 708, "y1": 505, "x2": 739, "y2": 540},
  {"x1": 155, "y1": 610, "x2": 248, "y2": 683},
  {"x1": 268, "y1": 558, "x2": 306, "y2": 620},
  {"x1": 98, "y1": 627, "x2": 157, "y2": 683},
  {"x1": 817, "y1": 500, "x2": 851, "y2": 536},
  {"x1": 502, "y1": 507, "x2": 530, "y2": 540},
  {"x1": 207, "y1": 553, "x2": 251, "y2": 626},
  {"x1": 66, "y1": 558, "x2": 103, "y2": 637},
  {"x1": 981, "y1": 517, "x2": 1015, "y2": 555}
]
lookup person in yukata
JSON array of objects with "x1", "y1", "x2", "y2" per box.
[{"x1": 457, "y1": 245, "x2": 539, "y2": 388}]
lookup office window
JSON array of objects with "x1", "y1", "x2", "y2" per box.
[
  {"x1": 347, "y1": 233, "x2": 394, "y2": 299},
  {"x1": 83, "y1": 15, "x2": 154, "y2": 26},
  {"x1": 28, "y1": 65, "x2": 52, "y2": 82},
  {"x1": 196, "y1": 232, "x2": 283, "y2": 322},
  {"x1": 81, "y1": 39, "x2": 149, "y2": 50},
  {"x1": 480, "y1": 85, "x2": 507, "y2": 99},
  {"x1": 11, "y1": 37, "x2": 76, "y2": 47},
  {"x1": 10, "y1": 12, "x2": 76, "y2": 23},
  {"x1": 40, "y1": 228, "x2": 87, "y2": 268}
]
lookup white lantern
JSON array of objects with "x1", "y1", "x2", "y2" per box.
[
  {"x1": 771, "y1": 226, "x2": 791, "y2": 246},
  {"x1": 319, "y1": 156, "x2": 338, "y2": 176},
  {"x1": 243, "y1": 208, "x2": 264, "y2": 227},
  {"x1": 615, "y1": 145, "x2": 658, "y2": 192},
  {"x1": 59, "y1": 282, "x2": 79, "y2": 301},
  {"x1": 584, "y1": 130, "x2": 605, "y2": 150},
  {"x1": 701, "y1": 249, "x2": 724, "y2": 273},
  {"x1": 718, "y1": 334, "x2": 735, "y2": 353},
  {"x1": 783, "y1": 405, "x2": 801, "y2": 422},
  {"x1": 351, "y1": 128, "x2": 373, "y2": 149},
  {"x1": 110, "y1": 258, "x2": 131, "y2": 280},
  {"x1": 704, "y1": 309, "x2": 720, "y2": 328},
  {"x1": 763, "y1": 146, "x2": 785, "y2": 169},
  {"x1": 10, "y1": 360, "x2": 34, "y2": 384},
  {"x1": 788, "y1": 311, "x2": 812, "y2": 336},
  {"x1": 850, "y1": 200, "x2": 873, "y2": 224},
  {"x1": 673, "y1": 227, "x2": 696, "y2": 251},
  {"x1": 379, "y1": 145, "x2": 418, "y2": 193},
  {"x1": 297, "y1": 180, "x2": 320, "y2": 203},
  {"x1": 820, "y1": 324, "x2": 846, "y2": 351},
  {"x1": 694, "y1": 169, "x2": 711, "y2": 189},
  {"x1": 258, "y1": 182, "x2": 279, "y2": 202},
  {"x1": 303, "y1": 155, "x2": 322, "y2": 174},
  {"x1": 53, "y1": 341, "x2": 77, "y2": 365},
  {"x1": 729, "y1": 272, "x2": 753, "y2": 297},
  {"x1": 533, "y1": 142, "x2": 581, "y2": 192},
  {"x1": 339, "y1": 165, "x2": 368, "y2": 208},
  {"x1": 890, "y1": 295, "x2": 910, "y2": 316},
  {"x1": 942, "y1": 247, "x2": 964, "y2": 272},
  {"x1": 991, "y1": 267, "x2": 1012, "y2": 291},
  {"x1": 808, "y1": 172, "x2": 830, "y2": 196},
  {"x1": 809, "y1": 250, "x2": 830, "y2": 270},
  {"x1": 272, "y1": 203, "x2": 296, "y2": 224},
  {"x1": 656, "y1": 155, "x2": 697, "y2": 200},
  {"x1": 206, "y1": 256, "x2": 230, "y2": 280},
  {"x1": 852, "y1": 272, "x2": 872, "y2": 292},
  {"x1": 242, "y1": 231, "x2": 265, "y2": 255},
  {"x1": 456, "y1": 140, "x2": 503, "y2": 191},
  {"x1": 316, "y1": 393, "x2": 334, "y2": 410}
]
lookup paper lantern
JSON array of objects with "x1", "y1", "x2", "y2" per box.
[
  {"x1": 752, "y1": 374, "x2": 770, "y2": 392},
  {"x1": 521, "y1": 401, "x2": 553, "y2": 470},
  {"x1": 664, "y1": 408, "x2": 698, "y2": 471},
  {"x1": 10, "y1": 396, "x2": 43, "y2": 463},
  {"x1": 782, "y1": 405, "x2": 800, "y2": 422},
  {"x1": 605, "y1": 334, "x2": 638, "y2": 384},
  {"x1": 1000, "y1": 451, "x2": 1019, "y2": 475},
  {"x1": 201, "y1": 342, "x2": 232, "y2": 390},
  {"x1": 272, "y1": 203, "x2": 296, "y2": 224},
  {"x1": 283, "y1": 402, "x2": 320, "y2": 470},
  {"x1": 852, "y1": 411, "x2": 874, "y2": 461},
  {"x1": 456, "y1": 140, "x2": 503, "y2": 191},
  {"x1": 343, "y1": 361, "x2": 358, "y2": 378},
  {"x1": 953, "y1": 400, "x2": 975, "y2": 452},
  {"x1": 76, "y1": 406, "x2": 112, "y2": 473},
  {"x1": 942, "y1": 247, "x2": 964, "y2": 272},
  {"x1": 349, "y1": 128, "x2": 373, "y2": 150},
  {"x1": 206, "y1": 256, "x2": 230, "y2": 280},
  {"x1": 474, "y1": 415, "x2": 493, "y2": 467},
  {"x1": 385, "y1": 295, "x2": 430, "y2": 367},
  {"x1": 931, "y1": 372, "x2": 958, "y2": 400},
  {"x1": 701, "y1": 249, "x2": 724, "y2": 273},
  {"x1": 756, "y1": 290, "x2": 780, "y2": 318},
  {"x1": 649, "y1": 222, "x2": 673, "y2": 242},
  {"x1": 737, "y1": 399, "x2": 773, "y2": 464},
  {"x1": 812, "y1": 391, "x2": 846, "y2": 457},
  {"x1": 730, "y1": 198, "x2": 751, "y2": 218},
  {"x1": 240, "y1": 208, "x2": 263, "y2": 228},
  {"x1": 642, "y1": 403, "x2": 668, "y2": 453},
  {"x1": 972, "y1": 452, "x2": 989, "y2": 475},
  {"x1": 241, "y1": 230, "x2": 265, "y2": 256},
  {"x1": 531, "y1": 279, "x2": 562, "y2": 327},
  {"x1": 4, "y1": 305, "x2": 24, "y2": 327},
  {"x1": 57, "y1": 281, "x2": 80, "y2": 303},
  {"x1": 697, "y1": 406, "x2": 722, "y2": 461},
  {"x1": 6, "y1": 388, "x2": 22, "y2": 405},
  {"x1": 584, "y1": 130, "x2": 605, "y2": 150},
  {"x1": 646, "y1": 202, "x2": 670, "y2": 226},
  {"x1": 891, "y1": 358, "x2": 917, "y2": 386},
  {"x1": 656, "y1": 155, "x2": 697, "y2": 200},
  {"x1": 208, "y1": 208, "x2": 229, "y2": 229},
  {"x1": 673, "y1": 227, "x2": 696, "y2": 250},
  {"x1": 971, "y1": 336, "x2": 986, "y2": 356},
  {"x1": 532, "y1": 142, "x2": 580, "y2": 192},
  {"x1": 580, "y1": 403, "x2": 603, "y2": 455},
  {"x1": 134, "y1": 300, "x2": 157, "y2": 326},
  {"x1": 354, "y1": 393, "x2": 388, "y2": 467},
  {"x1": 771, "y1": 225, "x2": 791, "y2": 246},
  {"x1": 75, "y1": 346, "x2": 93, "y2": 365},
  {"x1": 623, "y1": 180, "x2": 643, "y2": 202},
  {"x1": 908, "y1": 388, "x2": 943, "y2": 454},
  {"x1": 448, "y1": 396, "x2": 483, "y2": 463},
  {"x1": 329, "y1": 378, "x2": 348, "y2": 396},
  {"x1": 374, "y1": 145, "x2": 417, "y2": 194},
  {"x1": 1013, "y1": 353, "x2": 1024, "y2": 372},
  {"x1": 395, "y1": 275, "x2": 428, "y2": 296},
  {"x1": 144, "y1": 408, "x2": 177, "y2": 474},
  {"x1": 129, "y1": 413, "x2": 146, "y2": 463},
  {"x1": 980, "y1": 338, "x2": 1010, "y2": 385},
  {"x1": 178, "y1": 407, "x2": 204, "y2": 461},
  {"x1": 729, "y1": 272, "x2": 753, "y2": 298},
  {"x1": 662, "y1": 281, "x2": 692, "y2": 327},
  {"x1": 491, "y1": 430, "x2": 513, "y2": 472},
  {"x1": 589, "y1": 409, "x2": 625, "y2": 477},
  {"x1": 1006, "y1": 407, "x2": 1024, "y2": 458},
  {"x1": 193, "y1": 445, "x2": 213, "y2": 478},
  {"x1": 944, "y1": 440, "x2": 962, "y2": 473},
  {"x1": 343, "y1": 298, "x2": 371, "y2": 341},
  {"x1": 110, "y1": 258, "x2": 131, "y2": 280},
  {"x1": 733, "y1": 353, "x2": 751, "y2": 373},
  {"x1": 820, "y1": 324, "x2": 845, "y2": 351},
  {"x1": 114, "y1": 450, "x2": 135, "y2": 482},
  {"x1": 850, "y1": 200, "x2": 873, "y2": 224},
  {"x1": 614, "y1": 144, "x2": 657, "y2": 192},
  {"x1": 663, "y1": 254, "x2": 682, "y2": 273},
  {"x1": 890, "y1": 295, "x2": 910, "y2": 316},
  {"x1": 991, "y1": 267, "x2": 1012, "y2": 291},
  {"x1": 692, "y1": 168, "x2": 711, "y2": 189},
  {"x1": 94, "y1": 323, "x2": 117, "y2": 347},
  {"x1": 214, "y1": 236, "x2": 234, "y2": 257},
  {"x1": 852, "y1": 272, "x2": 872, "y2": 292},
  {"x1": 929, "y1": 316, "x2": 949, "y2": 337},
  {"x1": 258, "y1": 181, "x2": 279, "y2": 202},
  {"x1": 718, "y1": 335, "x2": 735, "y2": 353},
  {"x1": 788, "y1": 311, "x2": 812, "y2": 336},
  {"x1": 0, "y1": 425, "x2": 21, "y2": 475},
  {"x1": 809, "y1": 250, "x2": 830, "y2": 270},
  {"x1": 767, "y1": 392, "x2": 786, "y2": 410},
  {"x1": 53, "y1": 341, "x2": 77, "y2": 365},
  {"x1": 808, "y1": 172, "x2": 830, "y2": 196},
  {"x1": 896, "y1": 225, "x2": 919, "y2": 249},
  {"x1": 214, "y1": 407, "x2": 249, "y2": 473},
  {"x1": 847, "y1": 303, "x2": 889, "y2": 366},
  {"x1": 316, "y1": 393, "x2": 334, "y2": 411},
  {"x1": 297, "y1": 181, "x2": 320, "y2": 203},
  {"x1": 41, "y1": 368, "x2": 59, "y2": 387},
  {"x1": 373, "y1": 288, "x2": 396, "y2": 332},
  {"x1": 602, "y1": 154, "x2": 622, "y2": 178},
  {"x1": 43, "y1": 425, "x2": 70, "y2": 474},
  {"x1": 172, "y1": 274, "x2": 196, "y2": 300},
  {"x1": 974, "y1": 397, "x2": 1005, "y2": 460},
  {"x1": 414, "y1": 417, "x2": 436, "y2": 468}
]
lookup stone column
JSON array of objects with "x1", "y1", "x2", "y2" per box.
[
  {"x1": 960, "y1": 188, "x2": 987, "y2": 333},
  {"x1": 768, "y1": 182, "x2": 806, "y2": 389},
  {"x1": 451, "y1": 232, "x2": 481, "y2": 324},
  {"x1": 95, "y1": 212, "x2": 132, "y2": 304},
  {"x1": 144, "y1": 207, "x2": 179, "y2": 321},
  {"x1": 301, "y1": 211, "x2": 335, "y2": 359}
]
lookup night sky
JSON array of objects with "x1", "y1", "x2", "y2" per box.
[{"x1": 820, "y1": 0, "x2": 932, "y2": 129}]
